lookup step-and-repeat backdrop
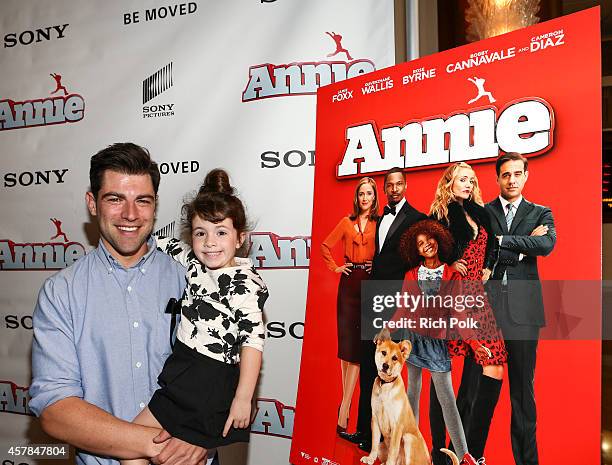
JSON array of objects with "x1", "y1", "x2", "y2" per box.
[{"x1": 0, "y1": 2, "x2": 394, "y2": 464}]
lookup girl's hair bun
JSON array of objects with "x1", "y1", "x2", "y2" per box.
[{"x1": 198, "y1": 168, "x2": 234, "y2": 196}]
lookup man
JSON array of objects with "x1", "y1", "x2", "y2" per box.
[
  {"x1": 339, "y1": 167, "x2": 426, "y2": 451},
  {"x1": 29, "y1": 143, "x2": 213, "y2": 465},
  {"x1": 485, "y1": 152, "x2": 556, "y2": 465}
]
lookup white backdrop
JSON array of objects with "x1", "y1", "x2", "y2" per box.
[{"x1": 0, "y1": 1, "x2": 394, "y2": 464}]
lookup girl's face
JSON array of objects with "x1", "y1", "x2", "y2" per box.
[
  {"x1": 191, "y1": 216, "x2": 245, "y2": 269},
  {"x1": 357, "y1": 182, "x2": 375, "y2": 213},
  {"x1": 416, "y1": 233, "x2": 438, "y2": 259},
  {"x1": 451, "y1": 167, "x2": 476, "y2": 201}
]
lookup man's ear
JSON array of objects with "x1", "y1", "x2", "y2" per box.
[
  {"x1": 86, "y1": 192, "x2": 97, "y2": 216},
  {"x1": 524, "y1": 170, "x2": 529, "y2": 183}
]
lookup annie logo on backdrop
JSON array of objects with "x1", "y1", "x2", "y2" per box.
[
  {"x1": 242, "y1": 32, "x2": 375, "y2": 101},
  {"x1": 336, "y1": 93, "x2": 555, "y2": 178},
  {"x1": 142, "y1": 62, "x2": 175, "y2": 118},
  {"x1": 249, "y1": 232, "x2": 310, "y2": 269},
  {"x1": 0, "y1": 219, "x2": 85, "y2": 270},
  {"x1": 251, "y1": 398, "x2": 294, "y2": 439},
  {"x1": 0, "y1": 74, "x2": 85, "y2": 131},
  {"x1": 0, "y1": 380, "x2": 31, "y2": 416}
]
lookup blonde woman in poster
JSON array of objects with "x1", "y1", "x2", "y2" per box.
[
  {"x1": 320, "y1": 177, "x2": 379, "y2": 434},
  {"x1": 428, "y1": 162, "x2": 507, "y2": 462}
]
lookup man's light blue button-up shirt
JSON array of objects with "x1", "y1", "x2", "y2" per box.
[{"x1": 29, "y1": 237, "x2": 185, "y2": 465}]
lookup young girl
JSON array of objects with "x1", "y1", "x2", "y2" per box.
[
  {"x1": 123, "y1": 169, "x2": 268, "y2": 465},
  {"x1": 396, "y1": 219, "x2": 488, "y2": 464}
]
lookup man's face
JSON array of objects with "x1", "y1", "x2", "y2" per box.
[
  {"x1": 496, "y1": 160, "x2": 528, "y2": 202},
  {"x1": 86, "y1": 170, "x2": 156, "y2": 267},
  {"x1": 384, "y1": 172, "x2": 406, "y2": 206}
]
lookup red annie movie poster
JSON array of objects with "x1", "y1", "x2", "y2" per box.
[{"x1": 291, "y1": 7, "x2": 601, "y2": 465}]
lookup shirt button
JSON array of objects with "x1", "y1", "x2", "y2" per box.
[
  {"x1": 127, "y1": 286, "x2": 132, "y2": 292},
  {"x1": 133, "y1": 322, "x2": 139, "y2": 328},
  {"x1": 141, "y1": 268, "x2": 146, "y2": 274},
  {"x1": 139, "y1": 402, "x2": 145, "y2": 409},
  {"x1": 136, "y1": 361, "x2": 142, "y2": 368}
]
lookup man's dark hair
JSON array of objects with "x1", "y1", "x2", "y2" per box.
[
  {"x1": 495, "y1": 152, "x2": 528, "y2": 176},
  {"x1": 89, "y1": 143, "x2": 160, "y2": 198},
  {"x1": 384, "y1": 167, "x2": 406, "y2": 185}
]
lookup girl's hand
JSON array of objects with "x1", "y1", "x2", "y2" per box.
[
  {"x1": 451, "y1": 259, "x2": 468, "y2": 276},
  {"x1": 335, "y1": 263, "x2": 353, "y2": 275},
  {"x1": 365, "y1": 260, "x2": 372, "y2": 274},
  {"x1": 467, "y1": 340, "x2": 492, "y2": 362},
  {"x1": 223, "y1": 396, "x2": 252, "y2": 437},
  {"x1": 474, "y1": 344, "x2": 492, "y2": 362},
  {"x1": 481, "y1": 268, "x2": 491, "y2": 283}
]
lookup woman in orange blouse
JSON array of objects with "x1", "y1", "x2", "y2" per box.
[{"x1": 321, "y1": 177, "x2": 379, "y2": 434}]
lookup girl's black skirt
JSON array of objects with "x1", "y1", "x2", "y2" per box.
[{"x1": 149, "y1": 340, "x2": 249, "y2": 448}]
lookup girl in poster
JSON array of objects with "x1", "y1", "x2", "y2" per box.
[{"x1": 397, "y1": 219, "x2": 475, "y2": 461}]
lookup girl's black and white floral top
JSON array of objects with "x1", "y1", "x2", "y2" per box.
[{"x1": 156, "y1": 237, "x2": 267, "y2": 364}]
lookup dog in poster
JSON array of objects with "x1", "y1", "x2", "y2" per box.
[{"x1": 361, "y1": 329, "x2": 430, "y2": 465}]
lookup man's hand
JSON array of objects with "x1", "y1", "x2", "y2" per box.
[
  {"x1": 223, "y1": 396, "x2": 251, "y2": 437},
  {"x1": 451, "y1": 259, "x2": 468, "y2": 276},
  {"x1": 151, "y1": 430, "x2": 207, "y2": 465},
  {"x1": 530, "y1": 225, "x2": 549, "y2": 237},
  {"x1": 365, "y1": 260, "x2": 372, "y2": 274},
  {"x1": 481, "y1": 268, "x2": 491, "y2": 283}
]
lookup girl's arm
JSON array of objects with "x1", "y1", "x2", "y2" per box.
[
  {"x1": 154, "y1": 236, "x2": 193, "y2": 267},
  {"x1": 223, "y1": 277, "x2": 267, "y2": 435},
  {"x1": 222, "y1": 347, "x2": 262, "y2": 436}
]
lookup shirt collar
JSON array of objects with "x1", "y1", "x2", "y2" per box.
[
  {"x1": 388, "y1": 196, "x2": 406, "y2": 214},
  {"x1": 96, "y1": 236, "x2": 156, "y2": 273},
  {"x1": 499, "y1": 195, "x2": 522, "y2": 211}
]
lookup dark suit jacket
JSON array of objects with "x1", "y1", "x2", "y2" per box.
[
  {"x1": 362, "y1": 200, "x2": 425, "y2": 341},
  {"x1": 485, "y1": 197, "x2": 556, "y2": 327},
  {"x1": 372, "y1": 200, "x2": 427, "y2": 281}
]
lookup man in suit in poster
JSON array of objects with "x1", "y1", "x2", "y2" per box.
[
  {"x1": 340, "y1": 167, "x2": 426, "y2": 451},
  {"x1": 486, "y1": 152, "x2": 556, "y2": 465}
]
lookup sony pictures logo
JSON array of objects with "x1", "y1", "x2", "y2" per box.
[
  {"x1": 332, "y1": 88, "x2": 353, "y2": 103},
  {"x1": 142, "y1": 62, "x2": 175, "y2": 119}
]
